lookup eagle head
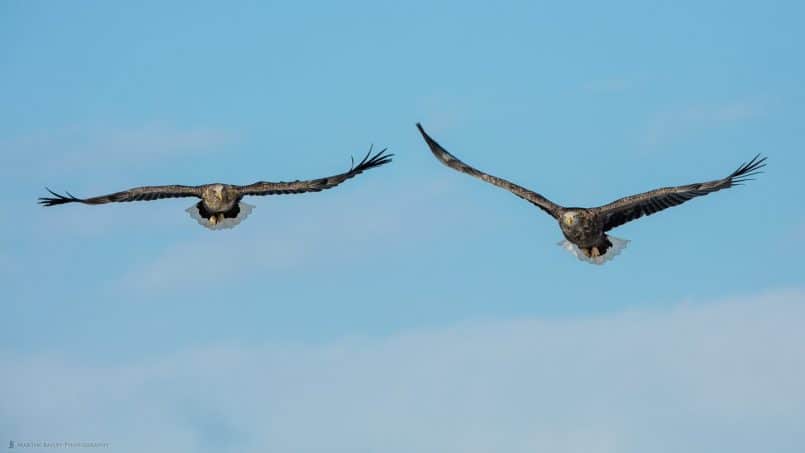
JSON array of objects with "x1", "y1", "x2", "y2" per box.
[
  {"x1": 562, "y1": 212, "x2": 578, "y2": 226},
  {"x1": 212, "y1": 184, "x2": 224, "y2": 201}
]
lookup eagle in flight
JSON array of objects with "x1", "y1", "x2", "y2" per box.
[
  {"x1": 39, "y1": 147, "x2": 392, "y2": 230},
  {"x1": 416, "y1": 123, "x2": 766, "y2": 265}
]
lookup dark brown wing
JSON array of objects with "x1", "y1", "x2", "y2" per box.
[
  {"x1": 416, "y1": 123, "x2": 561, "y2": 218},
  {"x1": 235, "y1": 147, "x2": 392, "y2": 196},
  {"x1": 39, "y1": 185, "x2": 202, "y2": 206},
  {"x1": 596, "y1": 154, "x2": 766, "y2": 231}
]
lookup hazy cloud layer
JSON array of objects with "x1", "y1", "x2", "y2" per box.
[
  {"x1": 582, "y1": 78, "x2": 633, "y2": 93},
  {"x1": 3, "y1": 290, "x2": 804, "y2": 453},
  {"x1": 642, "y1": 101, "x2": 762, "y2": 147},
  {"x1": 1, "y1": 124, "x2": 237, "y2": 174},
  {"x1": 113, "y1": 178, "x2": 469, "y2": 293}
]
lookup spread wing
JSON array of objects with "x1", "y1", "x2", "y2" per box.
[
  {"x1": 235, "y1": 147, "x2": 392, "y2": 196},
  {"x1": 39, "y1": 185, "x2": 202, "y2": 206},
  {"x1": 596, "y1": 154, "x2": 766, "y2": 231},
  {"x1": 416, "y1": 123, "x2": 561, "y2": 218}
]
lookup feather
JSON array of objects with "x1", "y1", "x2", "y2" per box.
[
  {"x1": 186, "y1": 202, "x2": 255, "y2": 230},
  {"x1": 39, "y1": 185, "x2": 202, "y2": 206},
  {"x1": 558, "y1": 236, "x2": 630, "y2": 265},
  {"x1": 236, "y1": 147, "x2": 392, "y2": 196},
  {"x1": 416, "y1": 123, "x2": 561, "y2": 218},
  {"x1": 596, "y1": 155, "x2": 767, "y2": 231}
]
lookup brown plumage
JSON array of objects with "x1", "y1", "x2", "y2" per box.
[
  {"x1": 417, "y1": 123, "x2": 765, "y2": 264},
  {"x1": 39, "y1": 147, "x2": 392, "y2": 230}
]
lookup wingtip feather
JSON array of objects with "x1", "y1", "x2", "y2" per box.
[
  {"x1": 349, "y1": 145, "x2": 393, "y2": 173},
  {"x1": 416, "y1": 122, "x2": 433, "y2": 142},
  {"x1": 729, "y1": 154, "x2": 767, "y2": 185},
  {"x1": 38, "y1": 188, "x2": 83, "y2": 206}
]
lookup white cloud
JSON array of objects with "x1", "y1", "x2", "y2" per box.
[
  {"x1": 642, "y1": 101, "x2": 762, "y2": 147},
  {"x1": 28, "y1": 200, "x2": 192, "y2": 237},
  {"x1": 3, "y1": 290, "x2": 804, "y2": 452},
  {"x1": 582, "y1": 78, "x2": 632, "y2": 93},
  {"x1": 114, "y1": 178, "x2": 469, "y2": 292},
  {"x1": 1, "y1": 123, "x2": 238, "y2": 173},
  {"x1": 416, "y1": 94, "x2": 477, "y2": 131}
]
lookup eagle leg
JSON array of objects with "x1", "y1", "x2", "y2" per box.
[{"x1": 591, "y1": 246, "x2": 601, "y2": 258}]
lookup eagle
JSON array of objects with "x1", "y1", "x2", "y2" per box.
[
  {"x1": 416, "y1": 123, "x2": 766, "y2": 264},
  {"x1": 39, "y1": 147, "x2": 392, "y2": 230}
]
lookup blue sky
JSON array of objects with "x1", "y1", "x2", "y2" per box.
[{"x1": 2, "y1": 1, "x2": 804, "y2": 451}]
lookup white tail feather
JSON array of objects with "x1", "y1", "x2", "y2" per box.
[
  {"x1": 557, "y1": 235, "x2": 630, "y2": 265},
  {"x1": 186, "y1": 202, "x2": 255, "y2": 230}
]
